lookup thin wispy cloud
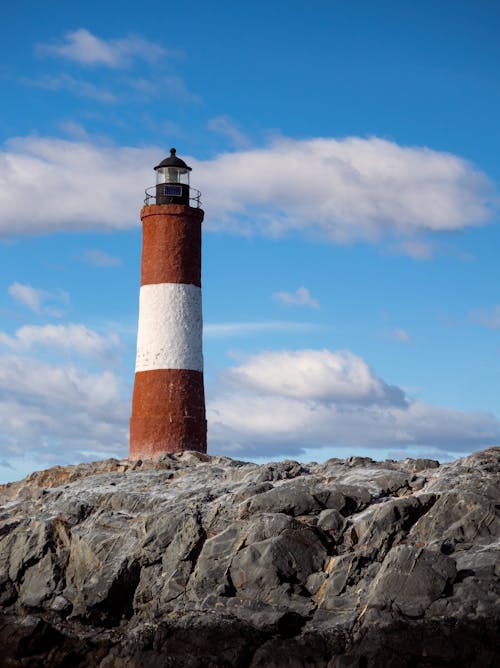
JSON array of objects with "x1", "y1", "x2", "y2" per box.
[
  {"x1": 469, "y1": 305, "x2": 500, "y2": 330},
  {"x1": 84, "y1": 249, "x2": 122, "y2": 267},
  {"x1": 59, "y1": 120, "x2": 90, "y2": 139},
  {"x1": 204, "y1": 321, "x2": 319, "y2": 337},
  {"x1": 392, "y1": 328, "x2": 412, "y2": 343},
  {"x1": 208, "y1": 115, "x2": 250, "y2": 148},
  {"x1": 273, "y1": 287, "x2": 320, "y2": 309},
  {"x1": 8, "y1": 283, "x2": 69, "y2": 317},
  {"x1": 161, "y1": 75, "x2": 201, "y2": 104},
  {"x1": 37, "y1": 28, "x2": 165, "y2": 68},
  {"x1": 394, "y1": 239, "x2": 434, "y2": 260},
  {"x1": 22, "y1": 74, "x2": 117, "y2": 103},
  {"x1": 126, "y1": 75, "x2": 200, "y2": 104},
  {"x1": 24, "y1": 75, "x2": 197, "y2": 108}
]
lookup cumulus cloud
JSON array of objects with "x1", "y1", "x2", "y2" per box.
[
  {"x1": 223, "y1": 349, "x2": 406, "y2": 405},
  {"x1": 0, "y1": 135, "x2": 493, "y2": 246},
  {"x1": 0, "y1": 323, "x2": 120, "y2": 361},
  {"x1": 8, "y1": 282, "x2": 69, "y2": 316},
  {"x1": 0, "y1": 318, "x2": 128, "y2": 466},
  {"x1": 0, "y1": 137, "x2": 154, "y2": 235},
  {"x1": 0, "y1": 320, "x2": 125, "y2": 466},
  {"x1": 208, "y1": 348, "x2": 500, "y2": 458},
  {"x1": 1, "y1": 334, "x2": 498, "y2": 470},
  {"x1": 0, "y1": 354, "x2": 128, "y2": 461},
  {"x1": 197, "y1": 137, "x2": 493, "y2": 242},
  {"x1": 273, "y1": 287, "x2": 320, "y2": 309},
  {"x1": 38, "y1": 28, "x2": 165, "y2": 68},
  {"x1": 0, "y1": 355, "x2": 121, "y2": 411}
]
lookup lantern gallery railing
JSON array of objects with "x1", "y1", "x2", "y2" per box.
[{"x1": 144, "y1": 185, "x2": 202, "y2": 207}]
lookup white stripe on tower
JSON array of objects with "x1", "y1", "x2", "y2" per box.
[{"x1": 135, "y1": 283, "x2": 203, "y2": 372}]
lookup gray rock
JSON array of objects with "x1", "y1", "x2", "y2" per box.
[
  {"x1": 317, "y1": 509, "x2": 345, "y2": 542},
  {"x1": 18, "y1": 551, "x2": 57, "y2": 608},
  {"x1": 0, "y1": 447, "x2": 498, "y2": 667},
  {"x1": 367, "y1": 545, "x2": 456, "y2": 617},
  {"x1": 241, "y1": 483, "x2": 324, "y2": 517}
]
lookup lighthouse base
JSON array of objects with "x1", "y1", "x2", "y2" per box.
[
  {"x1": 129, "y1": 415, "x2": 207, "y2": 459},
  {"x1": 129, "y1": 368, "x2": 207, "y2": 459}
]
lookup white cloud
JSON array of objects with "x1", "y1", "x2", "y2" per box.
[
  {"x1": 197, "y1": 137, "x2": 493, "y2": 241},
  {"x1": 8, "y1": 282, "x2": 69, "y2": 316},
  {"x1": 273, "y1": 287, "x2": 319, "y2": 309},
  {"x1": 0, "y1": 136, "x2": 494, "y2": 247},
  {"x1": 0, "y1": 137, "x2": 154, "y2": 235},
  {"x1": 0, "y1": 354, "x2": 128, "y2": 460},
  {"x1": 0, "y1": 355, "x2": 121, "y2": 410},
  {"x1": 223, "y1": 349, "x2": 406, "y2": 405},
  {"x1": 0, "y1": 324, "x2": 120, "y2": 360},
  {"x1": 0, "y1": 319, "x2": 127, "y2": 466},
  {"x1": 469, "y1": 305, "x2": 500, "y2": 329},
  {"x1": 0, "y1": 334, "x2": 497, "y2": 471},
  {"x1": 38, "y1": 28, "x2": 165, "y2": 68},
  {"x1": 208, "y1": 347, "x2": 500, "y2": 458},
  {"x1": 84, "y1": 249, "x2": 122, "y2": 267}
]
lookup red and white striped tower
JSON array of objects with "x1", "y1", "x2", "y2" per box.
[{"x1": 129, "y1": 149, "x2": 206, "y2": 459}]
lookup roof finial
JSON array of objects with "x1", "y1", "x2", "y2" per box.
[{"x1": 170, "y1": 147, "x2": 176, "y2": 156}]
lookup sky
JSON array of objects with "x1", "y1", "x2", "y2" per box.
[{"x1": 0, "y1": 0, "x2": 499, "y2": 482}]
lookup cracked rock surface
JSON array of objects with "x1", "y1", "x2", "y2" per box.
[{"x1": 0, "y1": 448, "x2": 498, "y2": 667}]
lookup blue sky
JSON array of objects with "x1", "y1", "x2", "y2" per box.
[{"x1": 1, "y1": 0, "x2": 499, "y2": 482}]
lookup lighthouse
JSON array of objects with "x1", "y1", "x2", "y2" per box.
[{"x1": 129, "y1": 149, "x2": 207, "y2": 459}]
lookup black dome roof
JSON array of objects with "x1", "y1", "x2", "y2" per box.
[{"x1": 154, "y1": 148, "x2": 192, "y2": 171}]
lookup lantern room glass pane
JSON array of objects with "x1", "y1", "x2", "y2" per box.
[{"x1": 156, "y1": 167, "x2": 190, "y2": 185}]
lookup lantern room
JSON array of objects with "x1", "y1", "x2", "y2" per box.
[{"x1": 154, "y1": 148, "x2": 191, "y2": 205}]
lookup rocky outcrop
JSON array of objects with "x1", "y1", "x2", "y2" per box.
[{"x1": 0, "y1": 448, "x2": 498, "y2": 667}]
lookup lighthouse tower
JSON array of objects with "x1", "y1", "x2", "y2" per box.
[{"x1": 129, "y1": 149, "x2": 206, "y2": 459}]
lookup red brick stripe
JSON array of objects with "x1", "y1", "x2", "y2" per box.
[
  {"x1": 130, "y1": 368, "x2": 207, "y2": 457},
  {"x1": 140, "y1": 204, "x2": 204, "y2": 287}
]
